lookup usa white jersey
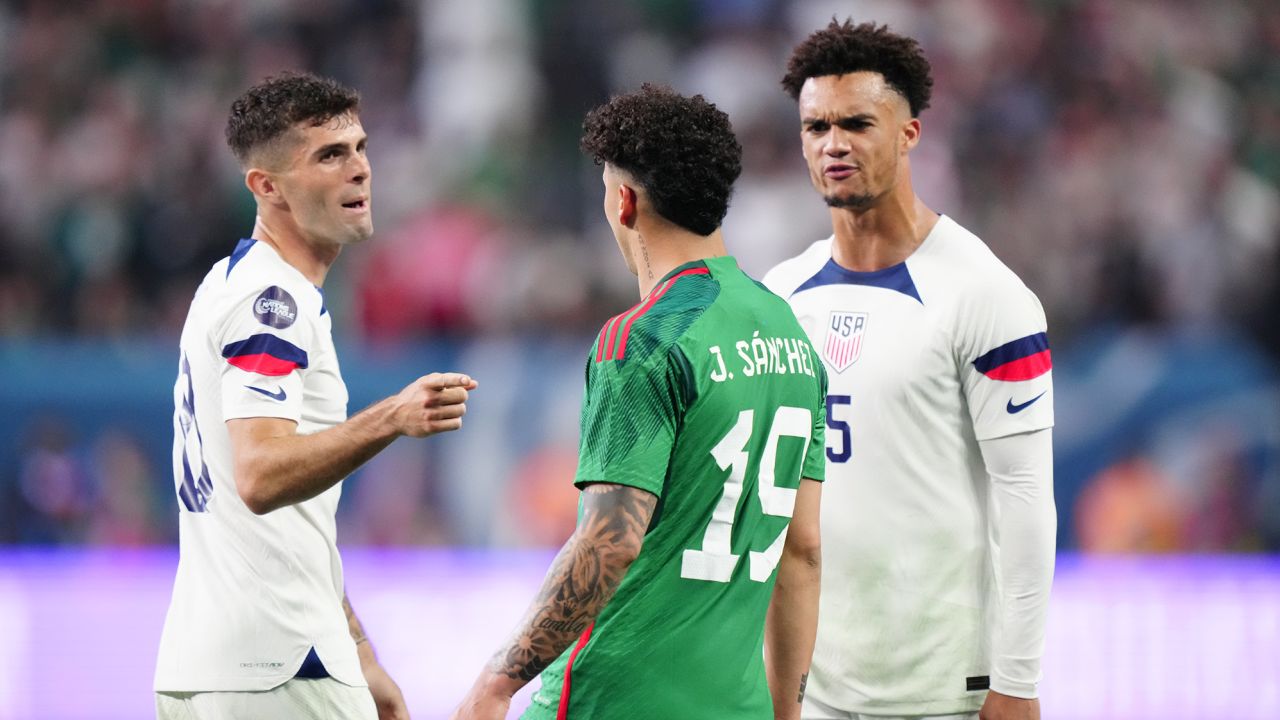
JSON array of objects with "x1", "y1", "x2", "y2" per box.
[
  {"x1": 155, "y1": 239, "x2": 363, "y2": 692},
  {"x1": 762, "y1": 216, "x2": 1053, "y2": 716}
]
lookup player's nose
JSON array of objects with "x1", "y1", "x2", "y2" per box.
[
  {"x1": 350, "y1": 153, "x2": 371, "y2": 184},
  {"x1": 824, "y1": 128, "x2": 851, "y2": 156}
]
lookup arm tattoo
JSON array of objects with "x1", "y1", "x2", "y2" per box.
[
  {"x1": 343, "y1": 593, "x2": 369, "y2": 646},
  {"x1": 488, "y1": 483, "x2": 657, "y2": 681},
  {"x1": 798, "y1": 671, "x2": 809, "y2": 703}
]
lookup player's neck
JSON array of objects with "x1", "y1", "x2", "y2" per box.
[
  {"x1": 250, "y1": 216, "x2": 340, "y2": 287},
  {"x1": 829, "y1": 192, "x2": 938, "y2": 272},
  {"x1": 632, "y1": 225, "x2": 727, "y2": 298}
]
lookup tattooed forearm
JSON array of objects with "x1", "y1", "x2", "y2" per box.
[
  {"x1": 798, "y1": 671, "x2": 808, "y2": 703},
  {"x1": 343, "y1": 593, "x2": 369, "y2": 646},
  {"x1": 487, "y1": 483, "x2": 657, "y2": 682}
]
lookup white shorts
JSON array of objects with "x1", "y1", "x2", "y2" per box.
[
  {"x1": 155, "y1": 677, "x2": 377, "y2": 720},
  {"x1": 802, "y1": 693, "x2": 977, "y2": 720}
]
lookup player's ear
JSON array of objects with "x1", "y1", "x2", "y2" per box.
[
  {"x1": 901, "y1": 117, "x2": 921, "y2": 153},
  {"x1": 617, "y1": 184, "x2": 638, "y2": 229},
  {"x1": 245, "y1": 168, "x2": 283, "y2": 205}
]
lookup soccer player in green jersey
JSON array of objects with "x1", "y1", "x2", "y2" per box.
[{"x1": 453, "y1": 84, "x2": 827, "y2": 720}]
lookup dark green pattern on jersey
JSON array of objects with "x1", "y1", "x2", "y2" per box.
[
  {"x1": 524, "y1": 257, "x2": 827, "y2": 720},
  {"x1": 573, "y1": 275, "x2": 718, "y2": 495}
]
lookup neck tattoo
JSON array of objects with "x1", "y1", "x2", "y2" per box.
[{"x1": 637, "y1": 233, "x2": 654, "y2": 280}]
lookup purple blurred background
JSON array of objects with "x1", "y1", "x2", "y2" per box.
[
  {"x1": 0, "y1": 550, "x2": 1276, "y2": 720},
  {"x1": 3, "y1": 0, "x2": 1280, "y2": 717}
]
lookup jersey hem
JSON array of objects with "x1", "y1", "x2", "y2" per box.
[
  {"x1": 809, "y1": 694, "x2": 985, "y2": 716},
  {"x1": 221, "y1": 408, "x2": 304, "y2": 423},
  {"x1": 973, "y1": 419, "x2": 1055, "y2": 442},
  {"x1": 988, "y1": 676, "x2": 1039, "y2": 699},
  {"x1": 153, "y1": 675, "x2": 369, "y2": 693}
]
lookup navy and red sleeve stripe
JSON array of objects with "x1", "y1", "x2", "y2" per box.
[
  {"x1": 220, "y1": 334, "x2": 309, "y2": 377},
  {"x1": 972, "y1": 332, "x2": 1051, "y2": 381}
]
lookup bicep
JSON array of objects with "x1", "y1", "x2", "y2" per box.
[
  {"x1": 576, "y1": 482, "x2": 659, "y2": 559},
  {"x1": 226, "y1": 416, "x2": 299, "y2": 465}
]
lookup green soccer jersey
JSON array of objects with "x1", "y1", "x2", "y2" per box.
[{"x1": 523, "y1": 257, "x2": 827, "y2": 720}]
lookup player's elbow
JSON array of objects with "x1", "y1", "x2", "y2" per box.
[
  {"x1": 574, "y1": 528, "x2": 644, "y2": 570},
  {"x1": 237, "y1": 482, "x2": 274, "y2": 515},
  {"x1": 609, "y1": 533, "x2": 645, "y2": 569},
  {"x1": 782, "y1": 522, "x2": 821, "y2": 572},
  {"x1": 235, "y1": 468, "x2": 280, "y2": 515}
]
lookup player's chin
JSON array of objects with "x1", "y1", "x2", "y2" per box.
[
  {"x1": 823, "y1": 191, "x2": 874, "y2": 210},
  {"x1": 340, "y1": 222, "x2": 375, "y2": 244}
]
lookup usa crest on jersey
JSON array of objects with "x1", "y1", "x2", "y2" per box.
[{"x1": 824, "y1": 311, "x2": 868, "y2": 372}]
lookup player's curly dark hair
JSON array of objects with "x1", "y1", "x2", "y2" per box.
[
  {"x1": 225, "y1": 72, "x2": 360, "y2": 166},
  {"x1": 781, "y1": 19, "x2": 933, "y2": 117},
  {"x1": 581, "y1": 84, "x2": 742, "y2": 237}
]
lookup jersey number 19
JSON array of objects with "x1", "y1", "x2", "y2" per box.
[{"x1": 681, "y1": 406, "x2": 811, "y2": 584}]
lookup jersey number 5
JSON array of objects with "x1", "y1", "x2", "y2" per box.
[
  {"x1": 826, "y1": 394, "x2": 852, "y2": 463},
  {"x1": 681, "y1": 406, "x2": 811, "y2": 583}
]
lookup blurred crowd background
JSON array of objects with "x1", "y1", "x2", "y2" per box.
[{"x1": 2, "y1": 0, "x2": 1280, "y2": 552}]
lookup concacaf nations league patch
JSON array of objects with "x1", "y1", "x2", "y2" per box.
[{"x1": 253, "y1": 286, "x2": 298, "y2": 329}]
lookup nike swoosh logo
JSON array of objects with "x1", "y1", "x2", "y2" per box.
[
  {"x1": 246, "y1": 385, "x2": 287, "y2": 402},
  {"x1": 1006, "y1": 391, "x2": 1046, "y2": 414}
]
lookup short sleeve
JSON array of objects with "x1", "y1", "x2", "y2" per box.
[
  {"x1": 216, "y1": 284, "x2": 313, "y2": 424},
  {"x1": 801, "y1": 347, "x2": 827, "y2": 482},
  {"x1": 957, "y1": 282, "x2": 1054, "y2": 441},
  {"x1": 573, "y1": 346, "x2": 685, "y2": 497}
]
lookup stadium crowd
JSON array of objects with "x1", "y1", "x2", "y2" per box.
[{"x1": 2, "y1": 0, "x2": 1279, "y2": 549}]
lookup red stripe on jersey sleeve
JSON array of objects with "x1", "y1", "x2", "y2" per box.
[
  {"x1": 603, "y1": 312, "x2": 630, "y2": 361},
  {"x1": 225, "y1": 353, "x2": 302, "y2": 377},
  {"x1": 615, "y1": 267, "x2": 710, "y2": 360},
  {"x1": 982, "y1": 349, "x2": 1052, "y2": 381},
  {"x1": 610, "y1": 278, "x2": 673, "y2": 361},
  {"x1": 596, "y1": 313, "x2": 624, "y2": 362}
]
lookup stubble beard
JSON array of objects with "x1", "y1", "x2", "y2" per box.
[{"x1": 824, "y1": 192, "x2": 876, "y2": 211}]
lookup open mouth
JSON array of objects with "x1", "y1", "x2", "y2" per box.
[{"x1": 342, "y1": 199, "x2": 368, "y2": 210}]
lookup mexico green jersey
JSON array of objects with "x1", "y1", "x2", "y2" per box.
[{"x1": 524, "y1": 256, "x2": 826, "y2": 720}]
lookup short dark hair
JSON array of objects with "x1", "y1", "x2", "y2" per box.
[
  {"x1": 225, "y1": 72, "x2": 360, "y2": 166},
  {"x1": 782, "y1": 20, "x2": 933, "y2": 117},
  {"x1": 581, "y1": 84, "x2": 742, "y2": 237}
]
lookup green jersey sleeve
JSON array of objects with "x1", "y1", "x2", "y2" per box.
[
  {"x1": 573, "y1": 346, "x2": 687, "y2": 496},
  {"x1": 801, "y1": 347, "x2": 828, "y2": 482}
]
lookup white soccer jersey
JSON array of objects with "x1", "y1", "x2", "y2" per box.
[
  {"x1": 155, "y1": 239, "x2": 364, "y2": 692},
  {"x1": 762, "y1": 216, "x2": 1054, "y2": 716}
]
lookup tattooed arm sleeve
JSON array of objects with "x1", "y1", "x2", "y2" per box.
[{"x1": 478, "y1": 483, "x2": 657, "y2": 698}]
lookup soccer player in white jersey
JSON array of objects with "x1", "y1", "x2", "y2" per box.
[
  {"x1": 154, "y1": 72, "x2": 477, "y2": 720},
  {"x1": 761, "y1": 21, "x2": 1056, "y2": 720}
]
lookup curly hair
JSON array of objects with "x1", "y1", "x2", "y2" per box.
[
  {"x1": 225, "y1": 72, "x2": 360, "y2": 166},
  {"x1": 781, "y1": 20, "x2": 933, "y2": 117},
  {"x1": 581, "y1": 84, "x2": 742, "y2": 237}
]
